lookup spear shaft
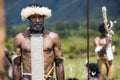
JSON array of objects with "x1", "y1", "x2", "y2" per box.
[{"x1": 86, "y1": 0, "x2": 90, "y2": 79}]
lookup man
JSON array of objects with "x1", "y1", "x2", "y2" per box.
[
  {"x1": 13, "y1": 3, "x2": 65, "y2": 80},
  {"x1": 94, "y1": 23, "x2": 114, "y2": 80}
]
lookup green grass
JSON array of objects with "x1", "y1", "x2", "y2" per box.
[
  {"x1": 0, "y1": 53, "x2": 119, "y2": 80},
  {"x1": 63, "y1": 54, "x2": 120, "y2": 80},
  {"x1": 64, "y1": 57, "x2": 87, "y2": 79}
]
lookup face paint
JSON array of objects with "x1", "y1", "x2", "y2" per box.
[{"x1": 29, "y1": 22, "x2": 44, "y2": 32}]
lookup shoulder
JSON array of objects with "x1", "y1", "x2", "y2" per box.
[
  {"x1": 15, "y1": 30, "x2": 28, "y2": 40},
  {"x1": 14, "y1": 30, "x2": 27, "y2": 43},
  {"x1": 94, "y1": 36, "x2": 101, "y2": 44},
  {"x1": 49, "y1": 31, "x2": 59, "y2": 39},
  {"x1": 49, "y1": 32, "x2": 61, "y2": 45},
  {"x1": 14, "y1": 33, "x2": 23, "y2": 45},
  {"x1": 15, "y1": 33, "x2": 23, "y2": 40},
  {"x1": 94, "y1": 36, "x2": 100, "y2": 41}
]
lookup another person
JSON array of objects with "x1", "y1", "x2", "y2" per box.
[
  {"x1": 13, "y1": 3, "x2": 65, "y2": 80},
  {"x1": 94, "y1": 23, "x2": 114, "y2": 80}
]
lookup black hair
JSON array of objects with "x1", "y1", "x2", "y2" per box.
[
  {"x1": 28, "y1": 3, "x2": 43, "y2": 7},
  {"x1": 98, "y1": 23, "x2": 106, "y2": 33}
]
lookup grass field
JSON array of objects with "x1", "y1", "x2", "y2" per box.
[
  {"x1": 64, "y1": 54, "x2": 120, "y2": 80},
  {"x1": 0, "y1": 54, "x2": 119, "y2": 80}
]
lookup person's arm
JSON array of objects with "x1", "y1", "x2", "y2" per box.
[
  {"x1": 94, "y1": 37, "x2": 105, "y2": 55},
  {"x1": 52, "y1": 33, "x2": 65, "y2": 80},
  {"x1": 94, "y1": 37, "x2": 112, "y2": 55},
  {"x1": 13, "y1": 34, "x2": 22, "y2": 80}
]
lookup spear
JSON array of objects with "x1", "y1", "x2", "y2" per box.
[{"x1": 86, "y1": 0, "x2": 90, "y2": 79}]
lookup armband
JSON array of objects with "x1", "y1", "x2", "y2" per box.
[
  {"x1": 55, "y1": 56, "x2": 65, "y2": 60},
  {"x1": 11, "y1": 53, "x2": 21, "y2": 61}
]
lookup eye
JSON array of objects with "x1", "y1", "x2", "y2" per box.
[{"x1": 30, "y1": 15, "x2": 36, "y2": 18}]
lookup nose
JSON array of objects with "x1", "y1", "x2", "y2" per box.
[
  {"x1": 36, "y1": 17, "x2": 43, "y2": 23},
  {"x1": 36, "y1": 17, "x2": 40, "y2": 22}
]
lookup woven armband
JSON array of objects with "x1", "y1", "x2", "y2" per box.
[
  {"x1": 55, "y1": 56, "x2": 65, "y2": 60},
  {"x1": 11, "y1": 54, "x2": 21, "y2": 61}
]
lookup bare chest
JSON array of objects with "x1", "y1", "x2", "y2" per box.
[{"x1": 20, "y1": 36, "x2": 54, "y2": 52}]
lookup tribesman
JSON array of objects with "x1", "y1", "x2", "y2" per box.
[
  {"x1": 94, "y1": 22, "x2": 115, "y2": 80},
  {"x1": 94, "y1": 6, "x2": 115, "y2": 80},
  {"x1": 13, "y1": 3, "x2": 65, "y2": 80}
]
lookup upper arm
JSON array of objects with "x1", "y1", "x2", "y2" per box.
[
  {"x1": 94, "y1": 37, "x2": 100, "y2": 47},
  {"x1": 50, "y1": 32, "x2": 63, "y2": 59},
  {"x1": 14, "y1": 34, "x2": 22, "y2": 55},
  {"x1": 50, "y1": 33, "x2": 65, "y2": 79},
  {"x1": 94, "y1": 37, "x2": 103, "y2": 54}
]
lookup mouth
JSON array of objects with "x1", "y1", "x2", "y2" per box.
[{"x1": 30, "y1": 22, "x2": 44, "y2": 32}]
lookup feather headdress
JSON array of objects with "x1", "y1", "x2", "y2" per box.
[{"x1": 21, "y1": 4, "x2": 52, "y2": 21}]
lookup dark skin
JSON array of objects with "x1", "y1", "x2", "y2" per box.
[{"x1": 13, "y1": 14, "x2": 65, "y2": 80}]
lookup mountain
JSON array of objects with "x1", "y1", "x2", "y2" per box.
[{"x1": 4, "y1": 0, "x2": 120, "y2": 26}]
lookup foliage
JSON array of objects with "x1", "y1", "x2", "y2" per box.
[
  {"x1": 61, "y1": 37, "x2": 87, "y2": 58},
  {"x1": 64, "y1": 54, "x2": 120, "y2": 80},
  {"x1": 5, "y1": 37, "x2": 14, "y2": 52},
  {"x1": 6, "y1": 25, "x2": 27, "y2": 38},
  {"x1": 5, "y1": 20, "x2": 120, "y2": 57},
  {"x1": 4, "y1": 20, "x2": 120, "y2": 79},
  {"x1": 6, "y1": 25, "x2": 27, "y2": 51}
]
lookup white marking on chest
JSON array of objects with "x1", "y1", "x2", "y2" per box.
[{"x1": 31, "y1": 34, "x2": 44, "y2": 80}]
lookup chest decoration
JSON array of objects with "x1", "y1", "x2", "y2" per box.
[{"x1": 31, "y1": 34, "x2": 44, "y2": 80}]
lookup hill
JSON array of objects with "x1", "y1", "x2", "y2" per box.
[{"x1": 4, "y1": 0, "x2": 120, "y2": 26}]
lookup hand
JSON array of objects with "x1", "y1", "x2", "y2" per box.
[{"x1": 106, "y1": 37, "x2": 112, "y2": 44}]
